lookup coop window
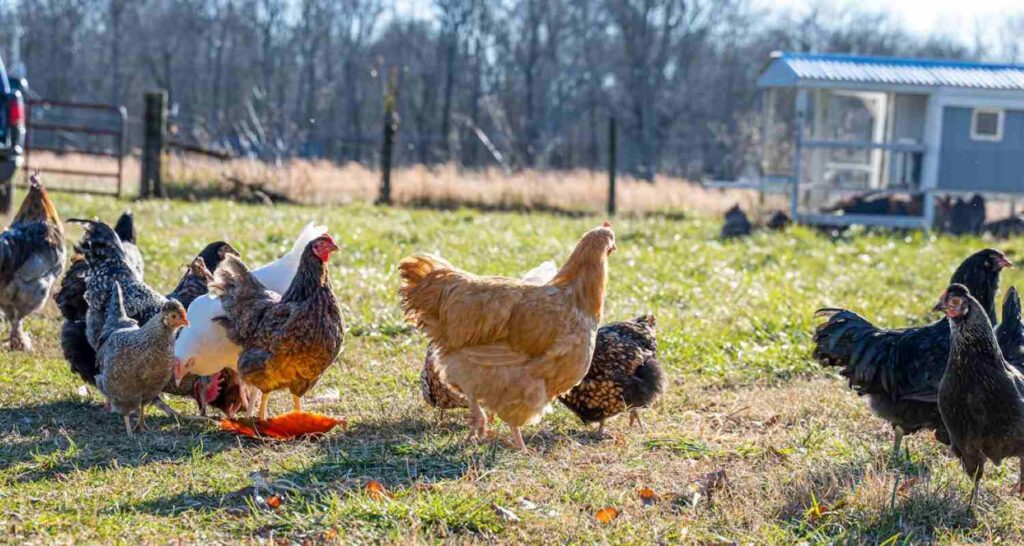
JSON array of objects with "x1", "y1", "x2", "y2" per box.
[{"x1": 971, "y1": 108, "x2": 1004, "y2": 142}]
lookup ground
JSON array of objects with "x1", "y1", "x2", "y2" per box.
[{"x1": 1, "y1": 193, "x2": 1022, "y2": 544}]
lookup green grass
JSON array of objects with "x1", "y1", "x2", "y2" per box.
[{"x1": 3, "y1": 193, "x2": 1024, "y2": 544}]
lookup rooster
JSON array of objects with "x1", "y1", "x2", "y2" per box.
[
  {"x1": 936, "y1": 284, "x2": 1024, "y2": 505},
  {"x1": 813, "y1": 249, "x2": 1011, "y2": 458},
  {"x1": 208, "y1": 234, "x2": 343, "y2": 420},
  {"x1": 173, "y1": 223, "x2": 327, "y2": 416},
  {"x1": 400, "y1": 223, "x2": 615, "y2": 450},
  {"x1": 0, "y1": 176, "x2": 65, "y2": 350}
]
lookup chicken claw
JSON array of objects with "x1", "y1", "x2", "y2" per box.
[
  {"x1": 628, "y1": 409, "x2": 646, "y2": 431},
  {"x1": 9, "y1": 325, "x2": 30, "y2": 352}
]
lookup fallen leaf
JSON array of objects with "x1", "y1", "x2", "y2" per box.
[
  {"x1": 221, "y1": 411, "x2": 345, "y2": 440},
  {"x1": 491, "y1": 503, "x2": 520, "y2": 522},
  {"x1": 763, "y1": 415, "x2": 780, "y2": 427},
  {"x1": 638, "y1": 487, "x2": 660, "y2": 506},
  {"x1": 897, "y1": 477, "x2": 920, "y2": 497},
  {"x1": 365, "y1": 480, "x2": 389, "y2": 500},
  {"x1": 265, "y1": 495, "x2": 282, "y2": 509},
  {"x1": 594, "y1": 507, "x2": 620, "y2": 524}
]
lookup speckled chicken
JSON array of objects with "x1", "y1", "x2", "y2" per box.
[
  {"x1": 421, "y1": 342, "x2": 468, "y2": 415},
  {"x1": 936, "y1": 284, "x2": 1024, "y2": 505},
  {"x1": 209, "y1": 234, "x2": 343, "y2": 420},
  {"x1": 559, "y1": 315, "x2": 663, "y2": 434},
  {"x1": 812, "y1": 249, "x2": 1011, "y2": 459},
  {"x1": 0, "y1": 176, "x2": 65, "y2": 350},
  {"x1": 94, "y1": 282, "x2": 189, "y2": 435}
]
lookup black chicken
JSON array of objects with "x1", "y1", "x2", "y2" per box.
[
  {"x1": 720, "y1": 204, "x2": 752, "y2": 239},
  {"x1": 996, "y1": 287, "x2": 1024, "y2": 366},
  {"x1": 813, "y1": 249, "x2": 1012, "y2": 459},
  {"x1": 936, "y1": 284, "x2": 1024, "y2": 505}
]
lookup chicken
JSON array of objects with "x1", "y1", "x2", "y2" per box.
[
  {"x1": 400, "y1": 223, "x2": 615, "y2": 450},
  {"x1": 996, "y1": 287, "x2": 1024, "y2": 366},
  {"x1": 936, "y1": 283, "x2": 1024, "y2": 505},
  {"x1": 113, "y1": 212, "x2": 145, "y2": 278},
  {"x1": 720, "y1": 204, "x2": 752, "y2": 239},
  {"x1": 813, "y1": 249, "x2": 1011, "y2": 459},
  {"x1": 0, "y1": 176, "x2": 65, "y2": 350},
  {"x1": 559, "y1": 315, "x2": 663, "y2": 435},
  {"x1": 420, "y1": 261, "x2": 558, "y2": 416},
  {"x1": 208, "y1": 234, "x2": 343, "y2": 420},
  {"x1": 94, "y1": 282, "x2": 189, "y2": 435},
  {"x1": 173, "y1": 223, "x2": 327, "y2": 394}
]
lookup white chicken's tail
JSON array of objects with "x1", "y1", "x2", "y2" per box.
[{"x1": 521, "y1": 260, "x2": 557, "y2": 285}]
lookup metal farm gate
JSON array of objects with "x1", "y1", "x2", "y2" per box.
[{"x1": 23, "y1": 98, "x2": 127, "y2": 197}]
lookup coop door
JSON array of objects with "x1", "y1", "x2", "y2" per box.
[{"x1": 812, "y1": 90, "x2": 888, "y2": 189}]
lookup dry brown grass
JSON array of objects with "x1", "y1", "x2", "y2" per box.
[{"x1": 27, "y1": 151, "x2": 780, "y2": 216}]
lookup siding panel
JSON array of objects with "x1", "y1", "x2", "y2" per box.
[{"x1": 938, "y1": 106, "x2": 1024, "y2": 193}]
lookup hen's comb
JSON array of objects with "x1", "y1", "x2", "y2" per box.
[
  {"x1": 602, "y1": 220, "x2": 612, "y2": 228},
  {"x1": 203, "y1": 372, "x2": 224, "y2": 404}
]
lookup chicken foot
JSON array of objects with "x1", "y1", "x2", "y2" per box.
[
  {"x1": 465, "y1": 399, "x2": 487, "y2": 442},
  {"x1": 7, "y1": 316, "x2": 30, "y2": 352}
]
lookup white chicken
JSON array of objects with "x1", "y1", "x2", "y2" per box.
[{"x1": 173, "y1": 222, "x2": 327, "y2": 413}]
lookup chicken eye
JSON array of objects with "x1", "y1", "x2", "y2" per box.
[{"x1": 950, "y1": 297, "x2": 962, "y2": 308}]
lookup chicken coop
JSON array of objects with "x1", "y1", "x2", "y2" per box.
[{"x1": 756, "y1": 51, "x2": 1024, "y2": 228}]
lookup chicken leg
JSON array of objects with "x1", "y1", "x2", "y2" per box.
[
  {"x1": 509, "y1": 425, "x2": 527, "y2": 451},
  {"x1": 8, "y1": 315, "x2": 29, "y2": 352},
  {"x1": 258, "y1": 392, "x2": 270, "y2": 421},
  {"x1": 123, "y1": 415, "x2": 134, "y2": 437},
  {"x1": 292, "y1": 394, "x2": 302, "y2": 413},
  {"x1": 134, "y1": 407, "x2": 147, "y2": 432},
  {"x1": 466, "y1": 399, "x2": 485, "y2": 442},
  {"x1": 890, "y1": 426, "x2": 905, "y2": 465},
  {"x1": 629, "y1": 409, "x2": 646, "y2": 431}
]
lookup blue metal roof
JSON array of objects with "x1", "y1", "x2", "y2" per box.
[{"x1": 758, "y1": 51, "x2": 1024, "y2": 91}]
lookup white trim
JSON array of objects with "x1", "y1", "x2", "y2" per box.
[{"x1": 970, "y1": 108, "x2": 1004, "y2": 142}]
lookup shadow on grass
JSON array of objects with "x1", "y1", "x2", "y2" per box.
[
  {"x1": 130, "y1": 414, "x2": 508, "y2": 517},
  {"x1": 776, "y1": 454, "x2": 976, "y2": 542},
  {"x1": 0, "y1": 398, "x2": 241, "y2": 483}
]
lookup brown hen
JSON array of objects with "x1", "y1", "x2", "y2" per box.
[{"x1": 210, "y1": 234, "x2": 343, "y2": 420}]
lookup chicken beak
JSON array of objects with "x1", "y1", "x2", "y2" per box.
[
  {"x1": 932, "y1": 300, "x2": 947, "y2": 314},
  {"x1": 998, "y1": 255, "x2": 1014, "y2": 269}
]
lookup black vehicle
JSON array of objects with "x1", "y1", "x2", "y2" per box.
[{"x1": 0, "y1": 55, "x2": 24, "y2": 210}]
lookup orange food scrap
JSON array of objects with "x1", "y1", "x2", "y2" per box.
[
  {"x1": 594, "y1": 507, "x2": 620, "y2": 524},
  {"x1": 638, "y1": 487, "x2": 659, "y2": 506},
  {"x1": 265, "y1": 495, "x2": 283, "y2": 509},
  {"x1": 365, "y1": 480, "x2": 389, "y2": 500},
  {"x1": 220, "y1": 411, "x2": 345, "y2": 440}
]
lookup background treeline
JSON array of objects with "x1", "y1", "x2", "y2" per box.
[{"x1": 1, "y1": 0, "x2": 1020, "y2": 179}]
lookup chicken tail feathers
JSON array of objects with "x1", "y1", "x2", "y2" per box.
[
  {"x1": 620, "y1": 355, "x2": 664, "y2": 410},
  {"x1": 812, "y1": 308, "x2": 897, "y2": 394},
  {"x1": 398, "y1": 253, "x2": 457, "y2": 327},
  {"x1": 113, "y1": 212, "x2": 136, "y2": 244},
  {"x1": 209, "y1": 255, "x2": 267, "y2": 313},
  {"x1": 62, "y1": 319, "x2": 98, "y2": 386}
]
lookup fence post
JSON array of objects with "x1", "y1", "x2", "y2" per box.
[
  {"x1": 377, "y1": 74, "x2": 398, "y2": 206},
  {"x1": 607, "y1": 116, "x2": 617, "y2": 217},
  {"x1": 141, "y1": 91, "x2": 167, "y2": 198}
]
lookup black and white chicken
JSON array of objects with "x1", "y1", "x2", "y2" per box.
[{"x1": 0, "y1": 176, "x2": 65, "y2": 350}]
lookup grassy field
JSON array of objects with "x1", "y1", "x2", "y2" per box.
[{"x1": 2, "y1": 192, "x2": 1023, "y2": 544}]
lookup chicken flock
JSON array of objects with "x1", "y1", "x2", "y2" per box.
[
  {"x1": 7, "y1": 179, "x2": 661, "y2": 451},
  {"x1": 9, "y1": 176, "x2": 1024, "y2": 505}
]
